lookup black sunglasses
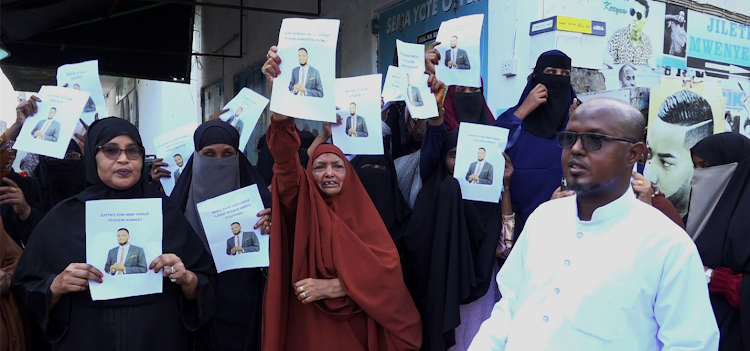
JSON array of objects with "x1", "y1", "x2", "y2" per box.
[
  {"x1": 556, "y1": 132, "x2": 637, "y2": 151},
  {"x1": 97, "y1": 144, "x2": 145, "y2": 160},
  {"x1": 630, "y1": 8, "x2": 644, "y2": 20}
]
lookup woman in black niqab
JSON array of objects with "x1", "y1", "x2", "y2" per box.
[
  {"x1": 403, "y1": 130, "x2": 503, "y2": 351},
  {"x1": 170, "y1": 119, "x2": 271, "y2": 351},
  {"x1": 11, "y1": 117, "x2": 216, "y2": 350}
]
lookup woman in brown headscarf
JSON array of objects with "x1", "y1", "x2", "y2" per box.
[
  {"x1": 261, "y1": 46, "x2": 421, "y2": 351},
  {"x1": 1, "y1": 217, "x2": 27, "y2": 351}
]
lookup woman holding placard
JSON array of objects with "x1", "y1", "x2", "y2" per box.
[
  {"x1": 168, "y1": 119, "x2": 272, "y2": 351},
  {"x1": 261, "y1": 46, "x2": 421, "y2": 351},
  {"x1": 11, "y1": 117, "x2": 216, "y2": 350}
]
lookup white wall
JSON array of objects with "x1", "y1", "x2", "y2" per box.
[{"x1": 486, "y1": 0, "x2": 541, "y2": 115}]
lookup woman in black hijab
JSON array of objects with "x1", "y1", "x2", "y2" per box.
[
  {"x1": 169, "y1": 120, "x2": 272, "y2": 351},
  {"x1": 1, "y1": 140, "x2": 86, "y2": 247},
  {"x1": 688, "y1": 133, "x2": 750, "y2": 351},
  {"x1": 11, "y1": 117, "x2": 216, "y2": 350},
  {"x1": 404, "y1": 128, "x2": 514, "y2": 351}
]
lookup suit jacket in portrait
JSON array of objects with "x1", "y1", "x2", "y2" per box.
[
  {"x1": 226, "y1": 232, "x2": 260, "y2": 255},
  {"x1": 173, "y1": 168, "x2": 182, "y2": 182},
  {"x1": 345, "y1": 115, "x2": 369, "y2": 137},
  {"x1": 445, "y1": 48, "x2": 471, "y2": 70},
  {"x1": 408, "y1": 86, "x2": 424, "y2": 107},
  {"x1": 465, "y1": 161, "x2": 494, "y2": 185},
  {"x1": 226, "y1": 115, "x2": 244, "y2": 136},
  {"x1": 31, "y1": 119, "x2": 61, "y2": 142},
  {"x1": 288, "y1": 65, "x2": 324, "y2": 97},
  {"x1": 104, "y1": 245, "x2": 148, "y2": 275}
]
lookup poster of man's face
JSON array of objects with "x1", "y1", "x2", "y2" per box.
[
  {"x1": 619, "y1": 65, "x2": 637, "y2": 88},
  {"x1": 645, "y1": 88, "x2": 717, "y2": 217},
  {"x1": 663, "y1": 4, "x2": 689, "y2": 58},
  {"x1": 104, "y1": 228, "x2": 148, "y2": 276},
  {"x1": 173, "y1": 154, "x2": 184, "y2": 168}
]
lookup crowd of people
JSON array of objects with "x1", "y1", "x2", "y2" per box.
[{"x1": 0, "y1": 42, "x2": 748, "y2": 351}]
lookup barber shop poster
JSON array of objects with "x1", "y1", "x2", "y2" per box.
[
  {"x1": 196, "y1": 185, "x2": 269, "y2": 273},
  {"x1": 644, "y1": 77, "x2": 725, "y2": 218},
  {"x1": 454, "y1": 122, "x2": 509, "y2": 203},
  {"x1": 85, "y1": 199, "x2": 163, "y2": 301}
]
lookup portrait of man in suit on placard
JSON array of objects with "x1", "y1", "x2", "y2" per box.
[
  {"x1": 72, "y1": 83, "x2": 98, "y2": 113},
  {"x1": 445, "y1": 35, "x2": 471, "y2": 70},
  {"x1": 345, "y1": 102, "x2": 369, "y2": 137},
  {"x1": 465, "y1": 147, "x2": 494, "y2": 185},
  {"x1": 226, "y1": 222, "x2": 260, "y2": 256},
  {"x1": 406, "y1": 74, "x2": 424, "y2": 107},
  {"x1": 173, "y1": 154, "x2": 185, "y2": 182},
  {"x1": 31, "y1": 107, "x2": 61, "y2": 142},
  {"x1": 225, "y1": 107, "x2": 245, "y2": 135},
  {"x1": 104, "y1": 228, "x2": 148, "y2": 275},
  {"x1": 288, "y1": 48, "x2": 324, "y2": 98}
]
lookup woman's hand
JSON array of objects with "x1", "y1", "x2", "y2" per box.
[
  {"x1": 0, "y1": 177, "x2": 31, "y2": 220},
  {"x1": 50, "y1": 263, "x2": 103, "y2": 305},
  {"x1": 515, "y1": 84, "x2": 548, "y2": 120},
  {"x1": 262, "y1": 46, "x2": 281, "y2": 88},
  {"x1": 150, "y1": 254, "x2": 198, "y2": 299},
  {"x1": 293, "y1": 278, "x2": 346, "y2": 304},
  {"x1": 424, "y1": 42, "x2": 441, "y2": 76},
  {"x1": 551, "y1": 186, "x2": 575, "y2": 200},
  {"x1": 631, "y1": 172, "x2": 653, "y2": 205},
  {"x1": 150, "y1": 158, "x2": 172, "y2": 181},
  {"x1": 209, "y1": 108, "x2": 230, "y2": 121},
  {"x1": 503, "y1": 153, "x2": 514, "y2": 187},
  {"x1": 255, "y1": 208, "x2": 272, "y2": 234},
  {"x1": 72, "y1": 114, "x2": 100, "y2": 152}
]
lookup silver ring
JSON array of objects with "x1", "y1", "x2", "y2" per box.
[
  {"x1": 302, "y1": 292, "x2": 306, "y2": 298},
  {"x1": 170, "y1": 266, "x2": 176, "y2": 274},
  {"x1": 266, "y1": 54, "x2": 270, "y2": 59},
  {"x1": 299, "y1": 286, "x2": 304, "y2": 292},
  {"x1": 170, "y1": 278, "x2": 177, "y2": 283}
]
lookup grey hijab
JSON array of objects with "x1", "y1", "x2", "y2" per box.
[
  {"x1": 184, "y1": 153, "x2": 241, "y2": 249},
  {"x1": 686, "y1": 162, "x2": 738, "y2": 241}
]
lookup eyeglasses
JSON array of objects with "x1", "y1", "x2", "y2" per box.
[
  {"x1": 556, "y1": 132, "x2": 637, "y2": 151},
  {"x1": 97, "y1": 144, "x2": 145, "y2": 160},
  {"x1": 630, "y1": 8, "x2": 644, "y2": 20}
]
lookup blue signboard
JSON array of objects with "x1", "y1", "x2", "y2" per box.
[{"x1": 377, "y1": 0, "x2": 489, "y2": 89}]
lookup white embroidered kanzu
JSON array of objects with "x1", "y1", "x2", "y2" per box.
[{"x1": 469, "y1": 188, "x2": 719, "y2": 351}]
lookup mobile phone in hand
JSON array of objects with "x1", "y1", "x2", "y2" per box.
[{"x1": 560, "y1": 176, "x2": 569, "y2": 191}]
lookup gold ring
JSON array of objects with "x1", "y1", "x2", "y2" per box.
[{"x1": 637, "y1": 180, "x2": 643, "y2": 185}]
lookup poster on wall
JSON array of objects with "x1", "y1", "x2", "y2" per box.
[{"x1": 644, "y1": 77, "x2": 725, "y2": 218}]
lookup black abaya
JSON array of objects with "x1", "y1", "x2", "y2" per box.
[{"x1": 11, "y1": 117, "x2": 217, "y2": 350}]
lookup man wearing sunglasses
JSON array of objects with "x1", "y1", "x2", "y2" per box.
[
  {"x1": 470, "y1": 98, "x2": 718, "y2": 350},
  {"x1": 607, "y1": 0, "x2": 653, "y2": 66}
]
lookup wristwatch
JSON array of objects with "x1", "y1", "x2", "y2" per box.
[{"x1": 705, "y1": 268, "x2": 714, "y2": 284}]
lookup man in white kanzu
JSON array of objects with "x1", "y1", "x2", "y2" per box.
[{"x1": 469, "y1": 98, "x2": 719, "y2": 350}]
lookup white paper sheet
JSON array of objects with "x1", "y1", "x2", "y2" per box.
[
  {"x1": 434, "y1": 14, "x2": 484, "y2": 88},
  {"x1": 331, "y1": 74, "x2": 384, "y2": 155},
  {"x1": 196, "y1": 185, "x2": 269, "y2": 273},
  {"x1": 269, "y1": 18, "x2": 340, "y2": 122},
  {"x1": 14, "y1": 86, "x2": 89, "y2": 159},
  {"x1": 396, "y1": 40, "x2": 426, "y2": 71},
  {"x1": 219, "y1": 87, "x2": 269, "y2": 152},
  {"x1": 86, "y1": 198, "x2": 163, "y2": 301},
  {"x1": 400, "y1": 68, "x2": 439, "y2": 119},
  {"x1": 153, "y1": 124, "x2": 197, "y2": 195},
  {"x1": 382, "y1": 65, "x2": 404, "y2": 103},
  {"x1": 56, "y1": 60, "x2": 107, "y2": 126},
  {"x1": 454, "y1": 122, "x2": 510, "y2": 203}
]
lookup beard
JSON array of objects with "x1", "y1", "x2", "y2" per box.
[{"x1": 569, "y1": 182, "x2": 600, "y2": 193}]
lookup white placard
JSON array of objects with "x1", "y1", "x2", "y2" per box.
[
  {"x1": 196, "y1": 185, "x2": 269, "y2": 273},
  {"x1": 382, "y1": 65, "x2": 404, "y2": 103},
  {"x1": 454, "y1": 122, "x2": 510, "y2": 203},
  {"x1": 332, "y1": 74, "x2": 384, "y2": 155},
  {"x1": 401, "y1": 68, "x2": 439, "y2": 119},
  {"x1": 434, "y1": 14, "x2": 484, "y2": 88},
  {"x1": 153, "y1": 124, "x2": 197, "y2": 195},
  {"x1": 56, "y1": 60, "x2": 107, "y2": 125},
  {"x1": 220, "y1": 87, "x2": 269, "y2": 152},
  {"x1": 14, "y1": 86, "x2": 89, "y2": 159},
  {"x1": 269, "y1": 18, "x2": 340, "y2": 122},
  {"x1": 86, "y1": 199, "x2": 163, "y2": 301},
  {"x1": 396, "y1": 40, "x2": 426, "y2": 71}
]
